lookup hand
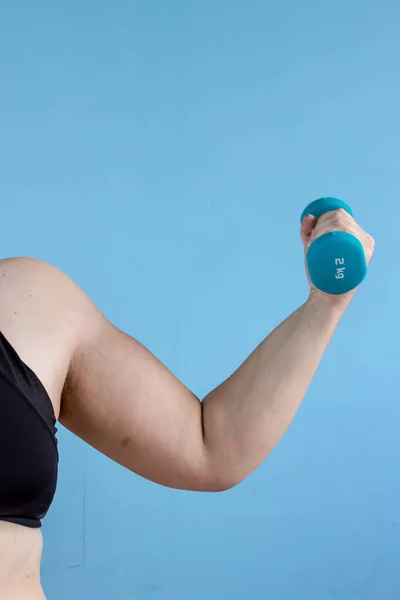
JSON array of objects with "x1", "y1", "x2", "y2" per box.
[{"x1": 300, "y1": 209, "x2": 375, "y2": 309}]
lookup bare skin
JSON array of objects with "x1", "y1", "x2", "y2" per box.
[{"x1": 0, "y1": 209, "x2": 375, "y2": 598}]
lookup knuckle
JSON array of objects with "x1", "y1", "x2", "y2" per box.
[
  {"x1": 333, "y1": 208, "x2": 348, "y2": 222},
  {"x1": 336, "y1": 208, "x2": 348, "y2": 216}
]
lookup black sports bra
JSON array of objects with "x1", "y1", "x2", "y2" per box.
[{"x1": 0, "y1": 331, "x2": 59, "y2": 528}]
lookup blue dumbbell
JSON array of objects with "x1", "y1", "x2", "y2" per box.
[{"x1": 300, "y1": 197, "x2": 368, "y2": 295}]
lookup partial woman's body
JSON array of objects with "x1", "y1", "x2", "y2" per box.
[{"x1": 0, "y1": 209, "x2": 375, "y2": 599}]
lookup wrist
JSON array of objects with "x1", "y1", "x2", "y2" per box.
[{"x1": 305, "y1": 291, "x2": 349, "y2": 324}]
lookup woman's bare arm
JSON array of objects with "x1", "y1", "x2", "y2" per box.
[
  {"x1": 58, "y1": 209, "x2": 374, "y2": 491},
  {"x1": 60, "y1": 296, "x2": 344, "y2": 491}
]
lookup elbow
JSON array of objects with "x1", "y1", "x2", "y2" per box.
[
  {"x1": 209, "y1": 481, "x2": 240, "y2": 493},
  {"x1": 198, "y1": 469, "x2": 246, "y2": 493},
  {"x1": 206, "y1": 477, "x2": 244, "y2": 493},
  {"x1": 191, "y1": 433, "x2": 250, "y2": 492},
  {"x1": 192, "y1": 481, "x2": 238, "y2": 493}
]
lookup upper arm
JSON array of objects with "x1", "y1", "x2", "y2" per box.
[{"x1": 59, "y1": 295, "x2": 214, "y2": 491}]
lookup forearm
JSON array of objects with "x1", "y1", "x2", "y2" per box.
[{"x1": 202, "y1": 295, "x2": 346, "y2": 488}]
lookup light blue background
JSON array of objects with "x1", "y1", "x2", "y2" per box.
[{"x1": 0, "y1": 1, "x2": 398, "y2": 599}]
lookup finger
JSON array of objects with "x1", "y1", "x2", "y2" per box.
[{"x1": 301, "y1": 215, "x2": 317, "y2": 245}]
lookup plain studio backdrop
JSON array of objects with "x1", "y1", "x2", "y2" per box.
[{"x1": 0, "y1": 1, "x2": 397, "y2": 599}]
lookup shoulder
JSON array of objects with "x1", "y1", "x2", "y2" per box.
[
  {"x1": 0, "y1": 255, "x2": 86, "y2": 297},
  {"x1": 0, "y1": 256, "x2": 105, "y2": 327},
  {"x1": 0, "y1": 256, "x2": 109, "y2": 415},
  {"x1": 0, "y1": 255, "x2": 80, "y2": 302}
]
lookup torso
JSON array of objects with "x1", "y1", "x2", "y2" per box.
[{"x1": 0, "y1": 257, "x2": 80, "y2": 599}]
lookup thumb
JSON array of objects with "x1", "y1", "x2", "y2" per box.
[{"x1": 300, "y1": 214, "x2": 318, "y2": 249}]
